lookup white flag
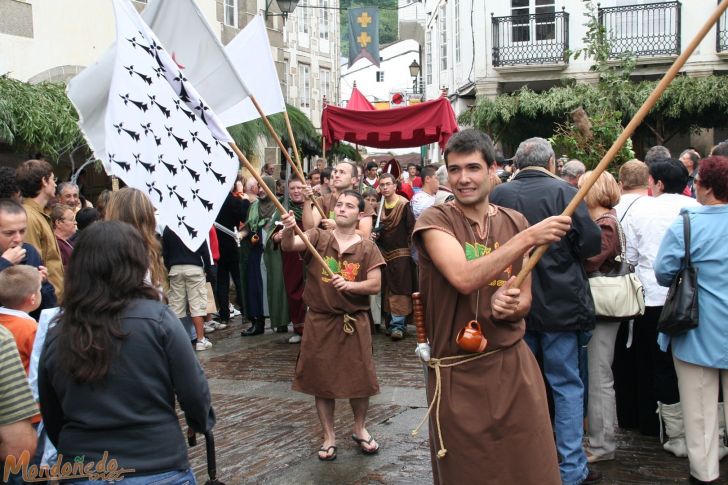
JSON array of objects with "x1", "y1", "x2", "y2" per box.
[
  {"x1": 140, "y1": 0, "x2": 250, "y2": 115},
  {"x1": 67, "y1": 0, "x2": 250, "y2": 156},
  {"x1": 218, "y1": 15, "x2": 286, "y2": 126},
  {"x1": 101, "y1": 0, "x2": 238, "y2": 250}
]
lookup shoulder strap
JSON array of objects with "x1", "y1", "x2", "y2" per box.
[
  {"x1": 619, "y1": 195, "x2": 644, "y2": 223},
  {"x1": 683, "y1": 212, "x2": 691, "y2": 268}
]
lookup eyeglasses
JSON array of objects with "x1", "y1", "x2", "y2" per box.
[{"x1": 61, "y1": 218, "x2": 77, "y2": 224}]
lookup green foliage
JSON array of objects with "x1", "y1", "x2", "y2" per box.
[
  {"x1": 227, "y1": 104, "x2": 321, "y2": 159},
  {"x1": 462, "y1": 75, "x2": 728, "y2": 156},
  {"x1": 327, "y1": 142, "x2": 361, "y2": 162},
  {"x1": 0, "y1": 75, "x2": 84, "y2": 159},
  {"x1": 339, "y1": 0, "x2": 398, "y2": 56},
  {"x1": 0, "y1": 75, "x2": 323, "y2": 166},
  {"x1": 549, "y1": 110, "x2": 635, "y2": 170}
]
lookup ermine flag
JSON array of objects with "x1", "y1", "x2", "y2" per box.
[
  {"x1": 68, "y1": 0, "x2": 250, "y2": 160},
  {"x1": 73, "y1": 0, "x2": 238, "y2": 250}
]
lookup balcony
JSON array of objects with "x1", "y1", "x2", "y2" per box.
[
  {"x1": 598, "y1": 2, "x2": 681, "y2": 60},
  {"x1": 491, "y1": 9, "x2": 569, "y2": 68},
  {"x1": 718, "y1": 1, "x2": 728, "y2": 53}
]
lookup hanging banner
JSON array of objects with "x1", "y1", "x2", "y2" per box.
[{"x1": 348, "y1": 7, "x2": 380, "y2": 68}]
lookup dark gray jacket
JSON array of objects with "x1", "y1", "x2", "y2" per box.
[
  {"x1": 490, "y1": 167, "x2": 601, "y2": 332},
  {"x1": 39, "y1": 299, "x2": 214, "y2": 476}
]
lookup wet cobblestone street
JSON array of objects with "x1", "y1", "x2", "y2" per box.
[{"x1": 185, "y1": 319, "x2": 728, "y2": 484}]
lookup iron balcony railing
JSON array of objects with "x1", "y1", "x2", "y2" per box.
[
  {"x1": 491, "y1": 9, "x2": 570, "y2": 67},
  {"x1": 718, "y1": 0, "x2": 728, "y2": 53},
  {"x1": 598, "y1": 2, "x2": 681, "y2": 59}
]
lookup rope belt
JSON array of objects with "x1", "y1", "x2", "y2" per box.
[
  {"x1": 343, "y1": 313, "x2": 357, "y2": 335},
  {"x1": 411, "y1": 347, "x2": 505, "y2": 459}
]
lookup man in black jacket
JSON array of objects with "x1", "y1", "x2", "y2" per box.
[
  {"x1": 215, "y1": 190, "x2": 249, "y2": 323},
  {"x1": 490, "y1": 137, "x2": 602, "y2": 485},
  {"x1": 162, "y1": 227, "x2": 212, "y2": 351}
]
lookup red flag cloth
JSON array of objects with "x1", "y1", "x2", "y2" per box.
[
  {"x1": 346, "y1": 86, "x2": 376, "y2": 111},
  {"x1": 322, "y1": 97, "x2": 458, "y2": 150}
]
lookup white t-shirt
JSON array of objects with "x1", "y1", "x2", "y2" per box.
[{"x1": 622, "y1": 193, "x2": 699, "y2": 306}]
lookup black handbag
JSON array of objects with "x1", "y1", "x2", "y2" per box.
[{"x1": 657, "y1": 213, "x2": 699, "y2": 335}]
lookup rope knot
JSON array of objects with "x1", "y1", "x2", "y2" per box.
[
  {"x1": 410, "y1": 349, "x2": 504, "y2": 460},
  {"x1": 343, "y1": 314, "x2": 356, "y2": 335}
]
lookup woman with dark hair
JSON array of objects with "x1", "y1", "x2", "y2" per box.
[
  {"x1": 655, "y1": 156, "x2": 728, "y2": 484},
  {"x1": 38, "y1": 221, "x2": 214, "y2": 485}
]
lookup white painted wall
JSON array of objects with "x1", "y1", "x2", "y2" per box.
[
  {"x1": 422, "y1": 0, "x2": 728, "y2": 111},
  {"x1": 0, "y1": 0, "x2": 221, "y2": 83},
  {"x1": 340, "y1": 38, "x2": 420, "y2": 105}
]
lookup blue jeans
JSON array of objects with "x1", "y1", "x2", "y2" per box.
[
  {"x1": 525, "y1": 330, "x2": 588, "y2": 485},
  {"x1": 389, "y1": 314, "x2": 406, "y2": 332},
  {"x1": 68, "y1": 468, "x2": 196, "y2": 485}
]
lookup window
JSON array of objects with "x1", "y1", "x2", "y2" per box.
[
  {"x1": 321, "y1": 68, "x2": 331, "y2": 98},
  {"x1": 454, "y1": 0, "x2": 460, "y2": 63},
  {"x1": 439, "y1": 7, "x2": 447, "y2": 70},
  {"x1": 511, "y1": 0, "x2": 529, "y2": 42},
  {"x1": 426, "y1": 30, "x2": 432, "y2": 85},
  {"x1": 298, "y1": 0, "x2": 309, "y2": 34},
  {"x1": 300, "y1": 64, "x2": 310, "y2": 108},
  {"x1": 224, "y1": 0, "x2": 237, "y2": 28},
  {"x1": 320, "y1": 0, "x2": 329, "y2": 39},
  {"x1": 511, "y1": 0, "x2": 555, "y2": 42},
  {"x1": 376, "y1": 71, "x2": 384, "y2": 82},
  {"x1": 535, "y1": 0, "x2": 555, "y2": 41}
]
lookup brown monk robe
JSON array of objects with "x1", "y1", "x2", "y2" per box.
[
  {"x1": 316, "y1": 192, "x2": 339, "y2": 220},
  {"x1": 376, "y1": 193, "x2": 417, "y2": 323},
  {"x1": 292, "y1": 227, "x2": 385, "y2": 398},
  {"x1": 413, "y1": 203, "x2": 560, "y2": 485}
]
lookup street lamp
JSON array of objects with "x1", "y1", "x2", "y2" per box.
[
  {"x1": 409, "y1": 60, "x2": 421, "y2": 94},
  {"x1": 265, "y1": 0, "x2": 299, "y2": 20}
]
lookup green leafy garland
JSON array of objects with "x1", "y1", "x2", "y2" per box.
[
  {"x1": 0, "y1": 74, "x2": 324, "y2": 164},
  {"x1": 0, "y1": 75, "x2": 84, "y2": 159}
]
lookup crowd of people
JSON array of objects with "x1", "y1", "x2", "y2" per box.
[{"x1": 0, "y1": 135, "x2": 727, "y2": 484}]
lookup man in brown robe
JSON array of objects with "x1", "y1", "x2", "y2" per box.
[
  {"x1": 302, "y1": 161, "x2": 374, "y2": 239},
  {"x1": 374, "y1": 172, "x2": 416, "y2": 341},
  {"x1": 281, "y1": 190, "x2": 385, "y2": 461},
  {"x1": 413, "y1": 129, "x2": 572, "y2": 484}
]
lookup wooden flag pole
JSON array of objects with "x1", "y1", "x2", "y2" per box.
[
  {"x1": 248, "y1": 95, "x2": 327, "y2": 219},
  {"x1": 283, "y1": 110, "x2": 305, "y2": 176},
  {"x1": 229, "y1": 142, "x2": 335, "y2": 277},
  {"x1": 513, "y1": 0, "x2": 728, "y2": 288}
]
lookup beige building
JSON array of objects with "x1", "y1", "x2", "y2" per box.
[
  {"x1": 283, "y1": 0, "x2": 341, "y2": 130},
  {"x1": 0, "y1": 0, "x2": 342, "y2": 123},
  {"x1": 1, "y1": 0, "x2": 341, "y2": 173}
]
